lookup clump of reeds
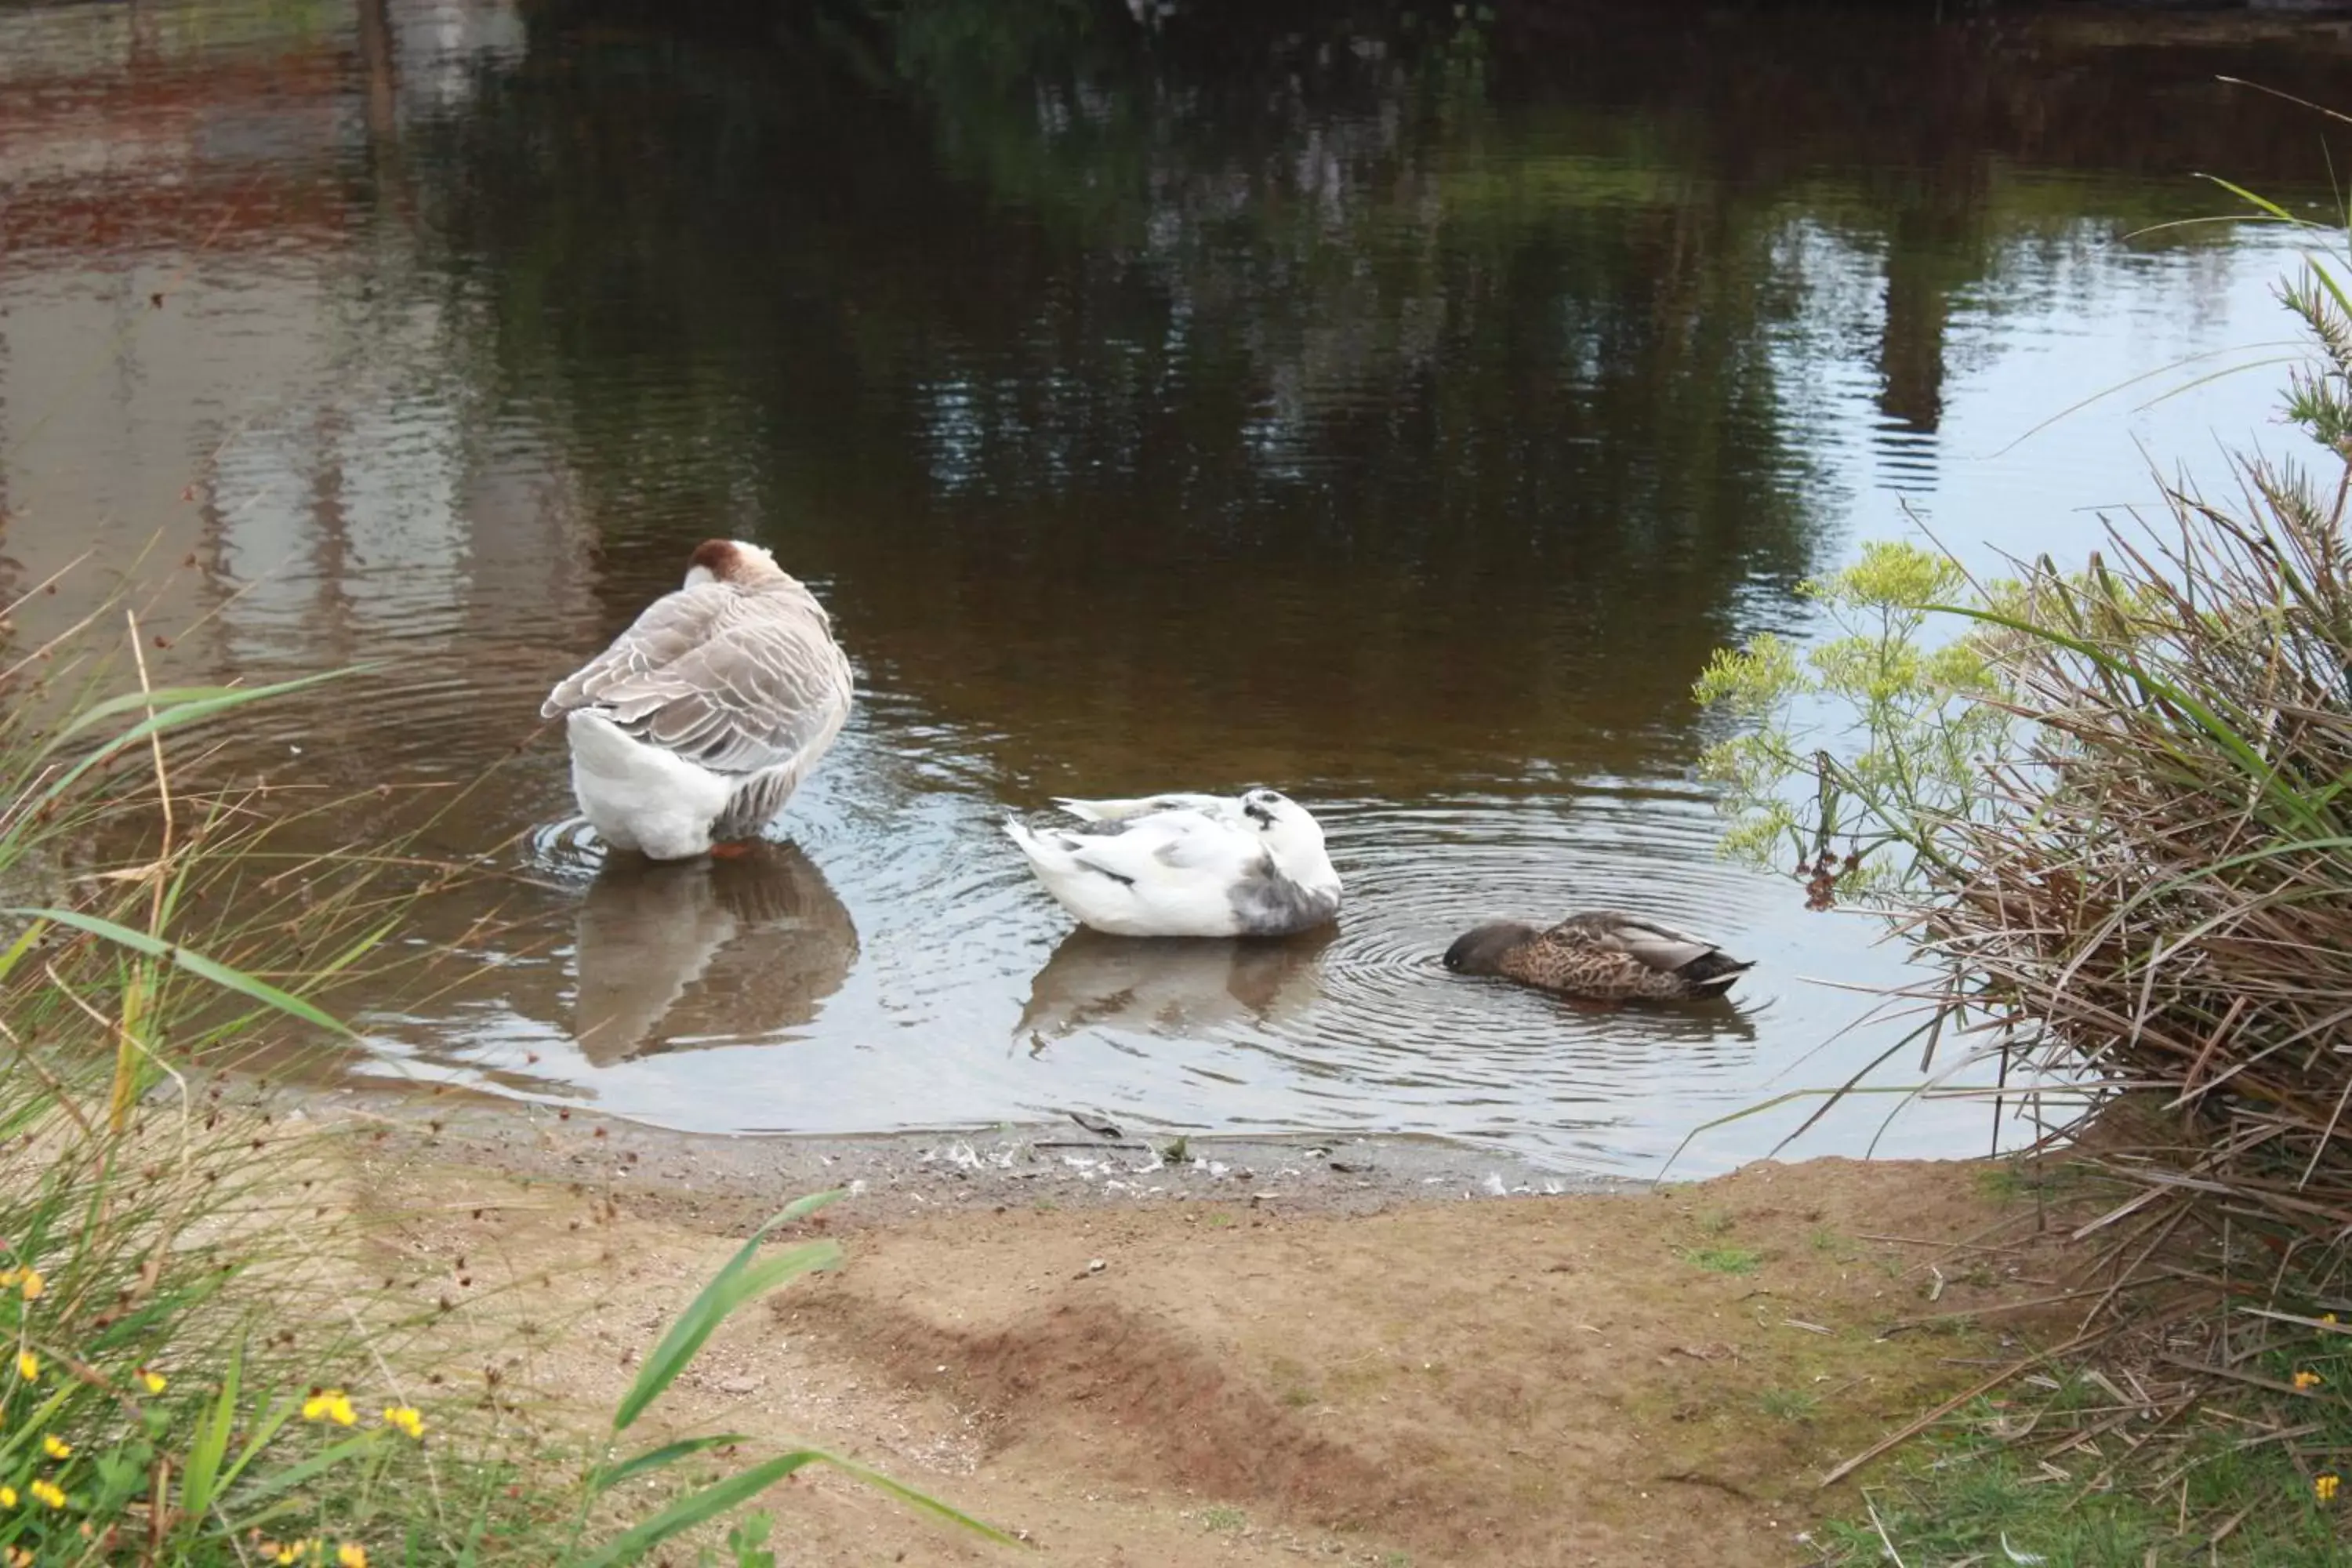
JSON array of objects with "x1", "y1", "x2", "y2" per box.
[
  {"x1": 0, "y1": 564, "x2": 541, "y2": 1562},
  {"x1": 1698, "y1": 196, "x2": 2352, "y2": 1359},
  {"x1": 0, "y1": 648, "x2": 373, "y2": 1557},
  {"x1": 1907, "y1": 237, "x2": 2352, "y2": 1326}
]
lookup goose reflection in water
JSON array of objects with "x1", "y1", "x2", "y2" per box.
[
  {"x1": 1015, "y1": 925, "x2": 1338, "y2": 1051},
  {"x1": 571, "y1": 841, "x2": 858, "y2": 1065}
]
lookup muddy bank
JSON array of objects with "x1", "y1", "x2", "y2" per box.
[
  {"x1": 300, "y1": 1084, "x2": 1638, "y2": 1231},
  {"x1": 325, "y1": 1093, "x2": 2074, "y2": 1567}
]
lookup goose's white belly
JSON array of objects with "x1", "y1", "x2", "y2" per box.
[{"x1": 566, "y1": 710, "x2": 737, "y2": 862}]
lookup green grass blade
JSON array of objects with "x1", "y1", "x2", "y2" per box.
[
  {"x1": 308, "y1": 916, "x2": 403, "y2": 985},
  {"x1": 771, "y1": 1189, "x2": 848, "y2": 1225},
  {"x1": 213, "y1": 1394, "x2": 302, "y2": 1496},
  {"x1": 807, "y1": 1446, "x2": 1020, "y2": 1545},
  {"x1": 572, "y1": 1453, "x2": 822, "y2": 1568},
  {"x1": 0, "y1": 1387, "x2": 74, "y2": 1467},
  {"x1": 1657, "y1": 1085, "x2": 1928, "y2": 1182},
  {"x1": 611, "y1": 1237, "x2": 840, "y2": 1432},
  {"x1": 1923, "y1": 604, "x2": 2326, "y2": 833},
  {"x1": 451, "y1": 1481, "x2": 499, "y2": 1568},
  {"x1": 26, "y1": 671, "x2": 366, "y2": 810},
  {"x1": 42, "y1": 684, "x2": 321, "y2": 747},
  {"x1": 592, "y1": 1434, "x2": 753, "y2": 1492},
  {"x1": 0, "y1": 919, "x2": 47, "y2": 988},
  {"x1": 222, "y1": 1432, "x2": 379, "y2": 1519},
  {"x1": 5, "y1": 907, "x2": 351, "y2": 1036},
  {"x1": 578, "y1": 1446, "x2": 1011, "y2": 1566},
  {"x1": 223, "y1": 1497, "x2": 307, "y2": 1533},
  {"x1": 2304, "y1": 254, "x2": 2352, "y2": 320},
  {"x1": 176, "y1": 1339, "x2": 242, "y2": 1522},
  {"x1": 2198, "y1": 173, "x2": 2302, "y2": 225},
  {"x1": 606, "y1": 1192, "x2": 844, "y2": 1433}
]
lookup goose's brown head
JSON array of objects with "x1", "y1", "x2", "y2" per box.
[
  {"x1": 684, "y1": 539, "x2": 786, "y2": 587},
  {"x1": 1443, "y1": 921, "x2": 1541, "y2": 977}
]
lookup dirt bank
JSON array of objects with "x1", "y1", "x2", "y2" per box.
[{"x1": 332, "y1": 1098, "x2": 2072, "y2": 1566}]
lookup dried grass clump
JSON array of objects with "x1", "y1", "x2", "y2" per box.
[
  {"x1": 1908, "y1": 257, "x2": 2352, "y2": 1332},
  {"x1": 1690, "y1": 151, "x2": 2352, "y2": 1526}
]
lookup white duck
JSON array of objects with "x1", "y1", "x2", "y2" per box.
[
  {"x1": 542, "y1": 539, "x2": 853, "y2": 862},
  {"x1": 1003, "y1": 789, "x2": 1343, "y2": 938}
]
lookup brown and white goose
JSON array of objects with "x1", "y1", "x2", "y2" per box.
[{"x1": 543, "y1": 539, "x2": 853, "y2": 862}]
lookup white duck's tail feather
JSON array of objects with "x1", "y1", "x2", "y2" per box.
[
  {"x1": 1053, "y1": 793, "x2": 1225, "y2": 823},
  {"x1": 1004, "y1": 816, "x2": 1071, "y2": 864},
  {"x1": 1004, "y1": 816, "x2": 1158, "y2": 934}
]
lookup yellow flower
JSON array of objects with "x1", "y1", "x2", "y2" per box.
[
  {"x1": 2319, "y1": 1472, "x2": 2342, "y2": 1504},
  {"x1": 29, "y1": 1479, "x2": 65, "y2": 1509},
  {"x1": 301, "y1": 1389, "x2": 356, "y2": 1426},
  {"x1": 338, "y1": 1544, "x2": 368, "y2": 1568},
  {"x1": 380, "y1": 1405, "x2": 424, "y2": 1439},
  {"x1": 267, "y1": 1539, "x2": 312, "y2": 1566},
  {"x1": 139, "y1": 1367, "x2": 167, "y2": 1395},
  {"x1": 2325, "y1": 1312, "x2": 2340, "y2": 1326},
  {"x1": 14, "y1": 1350, "x2": 37, "y2": 1381},
  {"x1": 17, "y1": 1271, "x2": 41, "y2": 1302},
  {"x1": 0, "y1": 1485, "x2": 16, "y2": 1507},
  {"x1": 42, "y1": 1433, "x2": 71, "y2": 1459},
  {"x1": 2294, "y1": 1370, "x2": 2325, "y2": 1391},
  {"x1": 0, "y1": 1270, "x2": 16, "y2": 1289}
]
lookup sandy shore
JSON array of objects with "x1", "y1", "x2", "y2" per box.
[{"x1": 316, "y1": 1090, "x2": 2069, "y2": 1566}]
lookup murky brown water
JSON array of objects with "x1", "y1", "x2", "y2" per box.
[{"x1": 5, "y1": 0, "x2": 2347, "y2": 1173}]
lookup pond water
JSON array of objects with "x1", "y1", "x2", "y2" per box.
[{"x1": 3, "y1": 0, "x2": 2347, "y2": 1174}]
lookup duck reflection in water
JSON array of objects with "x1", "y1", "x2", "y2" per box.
[
  {"x1": 1503, "y1": 985, "x2": 1766, "y2": 1059},
  {"x1": 1585, "y1": 991, "x2": 1761, "y2": 1047},
  {"x1": 1015, "y1": 924, "x2": 1338, "y2": 1054},
  {"x1": 571, "y1": 840, "x2": 858, "y2": 1065}
]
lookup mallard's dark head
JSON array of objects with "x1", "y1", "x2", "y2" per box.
[{"x1": 1443, "y1": 921, "x2": 1540, "y2": 976}]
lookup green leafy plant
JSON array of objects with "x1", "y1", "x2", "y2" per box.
[{"x1": 1693, "y1": 539, "x2": 2019, "y2": 906}]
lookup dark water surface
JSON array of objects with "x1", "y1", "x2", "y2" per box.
[{"x1": 4, "y1": 0, "x2": 2347, "y2": 1173}]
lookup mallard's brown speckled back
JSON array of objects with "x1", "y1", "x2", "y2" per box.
[{"x1": 1453, "y1": 910, "x2": 1751, "y2": 1002}]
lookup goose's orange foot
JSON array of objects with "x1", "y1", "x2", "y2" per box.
[{"x1": 709, "y1": 841, "x2": 753, "y2": 860}]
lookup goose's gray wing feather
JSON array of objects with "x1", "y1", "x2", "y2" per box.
[
  {"x1": 543, "y1": 583, "x2": 852, "y2": 779},
  {"x1": 543, "y1": 583, "x2": 735, "y2": 717}
]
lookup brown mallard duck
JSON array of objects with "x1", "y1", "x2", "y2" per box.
[{"x1": 1442, "y1": 912, "x2": 1752, "y2": 1003}]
